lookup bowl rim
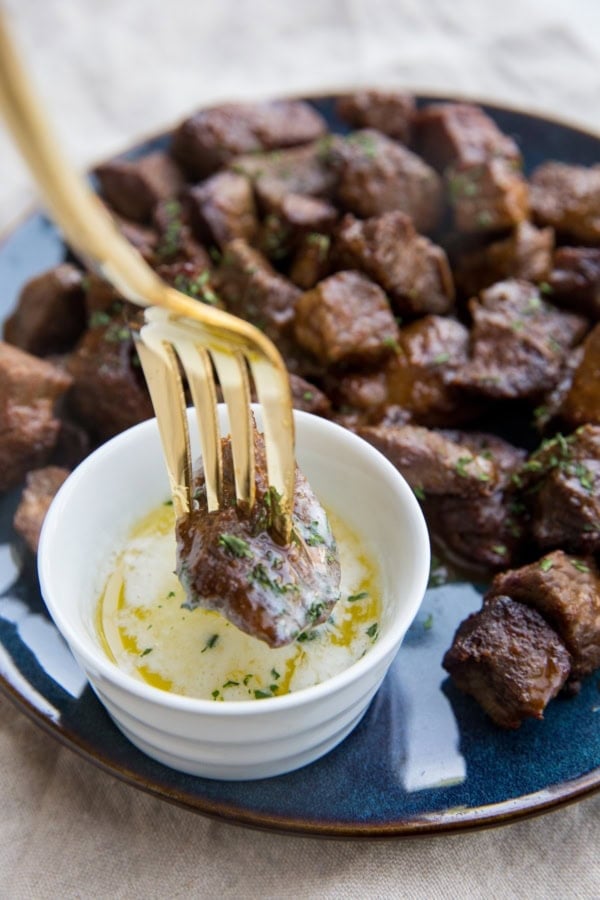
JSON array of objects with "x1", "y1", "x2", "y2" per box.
[{"x1": 38, "y1": 407, "x2": 430, "y2": 716}]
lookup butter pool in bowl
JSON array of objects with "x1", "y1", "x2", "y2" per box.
[{"x1": 38, "y1": 406, "x2": 429, "y2": 780}]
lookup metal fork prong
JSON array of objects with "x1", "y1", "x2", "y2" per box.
[
  {"x1": 134, "y1": 334, "x2": 192, "y2": 519},
  {"x1": 210, "y1": 348, "x2": 255, "y2": 512},
  {"x1": 248, "y1": 355, "x2": 295, "y2": 545},
  {"x1": 172, "y1": 340, "x2": 222, "y2": 512}
]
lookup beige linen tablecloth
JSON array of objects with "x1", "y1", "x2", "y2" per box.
[{"x1": 1, "y1": 1, "x2": 599, "y2": 897}]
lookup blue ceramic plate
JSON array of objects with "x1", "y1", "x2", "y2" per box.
[{"x1": 1, "y1": 97, "x2": 600, "y2": 837}]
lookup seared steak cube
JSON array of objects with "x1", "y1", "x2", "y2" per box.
[
  {"x1": 288, "y1": 374, "x2": 331, "y2": 416},
  {"x1": 156, "y1": 260, "x2": 220, "y2": 307},
  {"x1": 289, "y1": 232, "x2": 332, "y2": 289},
  {"x1": 95, "y1": 151, "x2": 184, "y2": 222},
  {"x1": 153, "y1": 198, "x2": 211, "y2": 267},
  {"x1": 256, "y1": 184, "x2": 337, "y2": 261},
  {"x1": 114, "y1": 215, "x2": 158, "y2": 262},
  {"x1": 489, "y1": 551, "x2": 600, "y2": 679},
  {"x1": 294, "y1": 271, "x2": 399, "y2": 366},
  {"x1": 415, "y1": 102, "x2": 521, "y2": 171},
  {"x1": 335, "y1": 212, "x2": 454, "y2": 316},
  {"x1": 383, "y1": 316, "x2": 473, "y2": 425},
  {"x1": 329, "y1": 130, "x2": 443, "y2": 232},
  {"x1": 335, "y1": 90, "x2": 415, "y2": 143},
  {"x1": 452, "y1": 280, "x2": 588, "y2": 399},
  {"x1": 216, "y1": 239, "x2": 300, "y2": 342},
  {"x1": 0, "y1": 342, "x2": 72, "y2": 492},
  {"x1": 455, "y1": 222, "x2": 554, "y2": 298},
  {"x1": 517, "y1": 425, "x2": 600, "y2": 554},
  {"x1": 67, "y1": 324, "x2": 153, "y2": 442},
  {"x1": 550, "y1": 323, "x2": 600, "y2": 428},
  {"x1": 4, "y1": 264, "x2": 86, "y2": 355},
  {"x1": 356, "y1": 424, "x2": 497, "y2": 496},
  {"x1": 230, "y1": 142, "x2": 338, "y2": 199},
  {"x1": 172, "y1": 101, "x2": 327, "y2": 179},
  {"x1": 549, "y1": 247, "x2": 600, "y2": 319},
  {"x1": 446, "y1": 159, "x2": 529, "y2": 233},
  {"x1": 187, "y1": 171, "x2": 258, "y2": 248},
  {"x1": 443, "y1": 594, "x2": 571, "y2": 729},
  {"x1": 531, "y1": 162, "x2": 600, "y2": 243},
  {"x1": 13, "y1": 466, "x2": 69, "y2": 553}
]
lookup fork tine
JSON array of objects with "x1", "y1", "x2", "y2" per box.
[
  {"x1": 134, "y1": 334, "x2": 192, "y2": 519},
  {"x1": 210, "y1": 348, "x2": 255, "y2": 512},
  {"x1": 173, "y1": 341, "x2": 222, "y2": 512}
]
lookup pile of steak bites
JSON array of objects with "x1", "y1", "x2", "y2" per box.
[{"x1": 2, "y1": 92, "x2": 599, "y2": 728}]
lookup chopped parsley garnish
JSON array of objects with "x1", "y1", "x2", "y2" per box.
[
  {"x1": 163, "y1": 499, "x2": 173, "y2": 506},
  {"x1": 89, "y1": 310, "x2": 111, "y2": 328},
  {"x1": 167, "y1": 591, "x2": 176, "y2": 599},
  {"x1": 492, "y1": 544, "x2": 507, "y2": 556},
  {"x1": 270, "y1": 668, "x2": 280, "y2": 681},
  {"x1": 571, "y1": 559, "x2": 590, "y2": 574},
  {"x1": 423, "y1": 613, "x2": 434, "y2": 631},
  {"x1": 432, "y1": 352, "x2": 450, "y2": 365},
  {"x1": 455, "y1": 456, "x2": 474, "y2": 478},
  {"x1": 366, "y1": 622, "x2": 379, "y2": 639},
  {"x1": 254, "y1": 689, "x2": 274, "y2": 699},
  {"x1": 413, "y1": 486, "x2": 426, "y2": 501},
  {"x1": 211, "y1": 689, "x2": 221, "y2": 700},
  {"x1": 539, "y1": 558, "x2": 554, "y2": 572},
  {"x1": 302, "y1": 391, "x2": 314, "y2": 402},
  {"x1": 218, "y1": 533, "x2": 253, "y2": 558},
  {"x1": 539, "y1": 281, "x2": 553, "y2": 295},
  {"x1": 297, "y1": 630, "x2": 318, "y2": 643},
  {"x1": 201, "y1": 634, "x2": 219, "y2": 653},
  {"x1": 307, "y1": 601, "x2": 325, "y2": 623},
  {"x1": 383, "y1": 336, "x2": 401, "y2": 353},
  {"x1": 223, "y1": 680, "x2": 239, "y2": 689},
  {"x1": 140, "y1": 648, "x2": 153, "y2": 657},
  {"x1": 347, "y1": 591, "x2": 369, "y2": 603},
  {"x1": 243, "y1": 674, "x2": 253, "y2": 686},
  {"x1": 305, "y1": 521, "x2": 326, "y2": 547}
]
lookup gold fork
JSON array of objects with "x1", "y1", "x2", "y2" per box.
[{"x1": 0, "y1": 14, "x2": 295, "y2": 542}]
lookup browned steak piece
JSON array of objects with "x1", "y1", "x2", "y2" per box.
[
  {"x1": 289, "y1": 233, "x2": 332, "y2": 289},
  {"x1": 230, "y1": 142, "x2": 338, "y2": 199},
  {"x1": 256, "y1": 183, "x2": 338, "y2": 262},
  {"x1": 548, "y1": 247, "x2": 600, "y2": 319},
  {"x1": 488, "y1": 551, "x2": 600, "y2": 679},
  {"x1": 455, "y1": 222, "x2": 554, "y2": 298},
  {"x1": 176, "y1": 431, "x2": 340, "y2": 648},
  {"x1": 451, "y1": 280, "x2": 588, "y2": 399},
  {"x1": 335, "y1": 212, "x2": 454, "y2": 316},
  {"x1": 415, "y1": 102, "x2": 521, "y2": 171},
  {"x1": 516, "y1": 425, "x2": 600, "y2": 554},
  {"x1": 335, "y1": 90, "x2": 415, "y2": 143},
  {"x1": 171, "y1": 101, "x2": 327, "y2": 179},
  {"x1": 187, "y1": 171, "x2": 258, "y2": 248},
  {"x1": 383, "y1": 316, "x2": 473, "y2": 425},
  {"x1": 327, "y1": 130, "x2": 443, "y2": 232},
  {"x1": 443, "y1": 594, "x2": 571, "y2": 729},
  {"x1": 531, "y1": 162, "x2": 600, "y2": 243},
  {"x1": 4, "y1": 264, "x2": 86, "y2": 356},
  {"x1": 155, "y1": 259, "x2": 220, "y2": 307},
  {"x1": 356, "y1": 424, "x2": 497, "y2": 496},
  {"x1": 294, "y1": 271, "x2": 399, "y2": 366},
  {"x1": 0, "y1": 342, "x2": 72, "y2": 492},
  {"x1": 546, "y1": 323, "x2": 600, "y2": 428},
  {"x1": 216, "y1": 239, "x2": 300, "y2": 342},
  {"x1": 67, "y1": 323, "x2": 153, "y2": 442},
  {"x1": 446, "y1": 160, "x2": 529, "y2": 233},
  {"x1": 288, "y1": 374, "x2": 331, "y2": 416},
  {"x1": 95, "y1": 151, "x2": 184, "y2": 222},
  {"x1": 13, "y1": 466, "x2": 69, "y2": 553},
  {"x1": 153, "y1": 198, "x2": 211, "y2": 268},
  {"x1": 114, "y1": 215, "x2": 158, "y2": 262}
]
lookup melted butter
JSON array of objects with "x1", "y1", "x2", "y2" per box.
[{"x1": 96, "y1": 505, "x2": 380, "y2": 701}]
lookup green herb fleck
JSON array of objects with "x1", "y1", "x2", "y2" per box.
[
  {"x1": 539, "y1": 281, "x2": 553, "y2": 295},
  {"x1": 307, "y1": 601, "x2": 325, "y2": 623},
  {"x1": 201, "y1": 634, "x2": 219, "y2": 653},
  {"x1": 432, "y1": 352, "x2": 450, "y2": 365},
  {"x1": 243, "y1": 674, "x2": 253, "y2": 686},
  {"x1": 455, "y1": 456, "x2": 474, "y2": 478},
  {"x1": 218, "y1": 533, "x2": 253, "y2": 558},
  {"x1": 254, "y1": 689, "x2": 273, "y2": 699},
  {"x1": 167, "y1": 590, "x2": 176, "y2": 599},
  {"x1": 140, "y1": 648, "x2": 153, "y2": 657},
  {"x1": 413, "y1": 486, "x2": 426, "y2": 501},
  {"x1": 223, "y1": 680, "x2": 240, "y2": 689},
  {"x1": 492, "y1": 544, "x2": 507, "y2": 556},
  {"x1": 423, "y1": 613, "x2": 434, "y2": 631},
  {"x1": 302, "y1": 391, "x2": 314, "y2": 402},
  {"x1": 297, "y1": 630, "x2": 318, "y2": 643},
  {"x1": 348, "y1": 591, "x2": 369, "y2": 603},
  {"x1": 539, "y1": 558, "x2": 554, "y2": 572},
  {"x1": 270, "y1": 668, "x2": 280, "y2": 681},
  {"x1": 366, "y1": 622, "x2": 379, "y2": 639},
  {"x1": 211, "y1": 689, "x2": 221, "y2": 700},
  {"x1": 89, "y1": 310, "x2": 111, "y2": 328},
  {"x1": 571, "y1": 559, "x2": 590, "y2": 574}
]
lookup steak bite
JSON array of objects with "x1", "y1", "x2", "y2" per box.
[
  {"x1": 548, "y1": 247, "x2": 600, "y2": 319},
  {"x1": 451, "y1": 280, "x2": 589, "y2": 400},
  {"x1": 153, "y1": 198, "x2": 211, "y2": 268},
  {"x1": 13, "y1": 466, "x2": 69, "y2": 553},
  {"x1": 531, "y1": 162, "x2": 600, "y2": 243},
  {"x1": 230, "y1": 142, "x2": 338, "y2": 199},
  {"x1": 516, "y1": 425, "x2": 600, "y2": 554},
  {"x1": 216, "y1": 239, "x2": 300, "y2": 342},
  {"x1": 256, "y1": 185, "x2": 337, "y2": 262},
  {"x1": 4, "y1": 264, "x2": 86, "y2": 356},
  {"x1": 114, "y1": 215, "x2": 158, "y2": 262},
  {"x1": 289, "y1": 232, "x2": 332, "y2": 289},
  {"x1": 443, "y1": 594, "x2": 571, "y2": 729},
  {"x1": 288, "y1": 374, "x2": 331, "y2": 416},
  {"x1": 488, "y1": 551, "x2": 600, "y2": 679},
  {"x1": 545, "y1": 323, "x2": 600, "y2": 429},
  {"x1": 415, "y1": 102, "x2": 521, "y2": 172},
  {"x1": 293, "y1": 271, "x2": 399, "y2": 366},
  {"x1": 454, "y1": 222, "x2": 554, "y2": 299},
  {"x1": 335, "y1": 90, "x2": 415, "y2": 143},
  {"x1": 356, "y1": 424, "x2": 497, "y2": 496},
  {"x1": 176, "y1": 431, "x2": 341, "y2": 648},
  {"x1": 95, "y1": 151, "x2": 184, "y2": 223},
  {"x1": 335, "y1": 212, "x2": 455, "y2": 317},
  {"x1": 187, "y1": 171, "x2": 258, "y2": 248},
  {"x1": 67, "y1": 323, "x2": 153, "y2": 442},
  {"x1": 0, "y1": 342, "x2": 72, "y2": 492},
  {"x1": 171, "y1": 100, "x2": 327, "y2": 179},
  {"x1": 328, "y1": 130, "x2": 444, "y2": 232},
  {"x1": 446, "y1": 159, "x2": 529, "y2": 234}
]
